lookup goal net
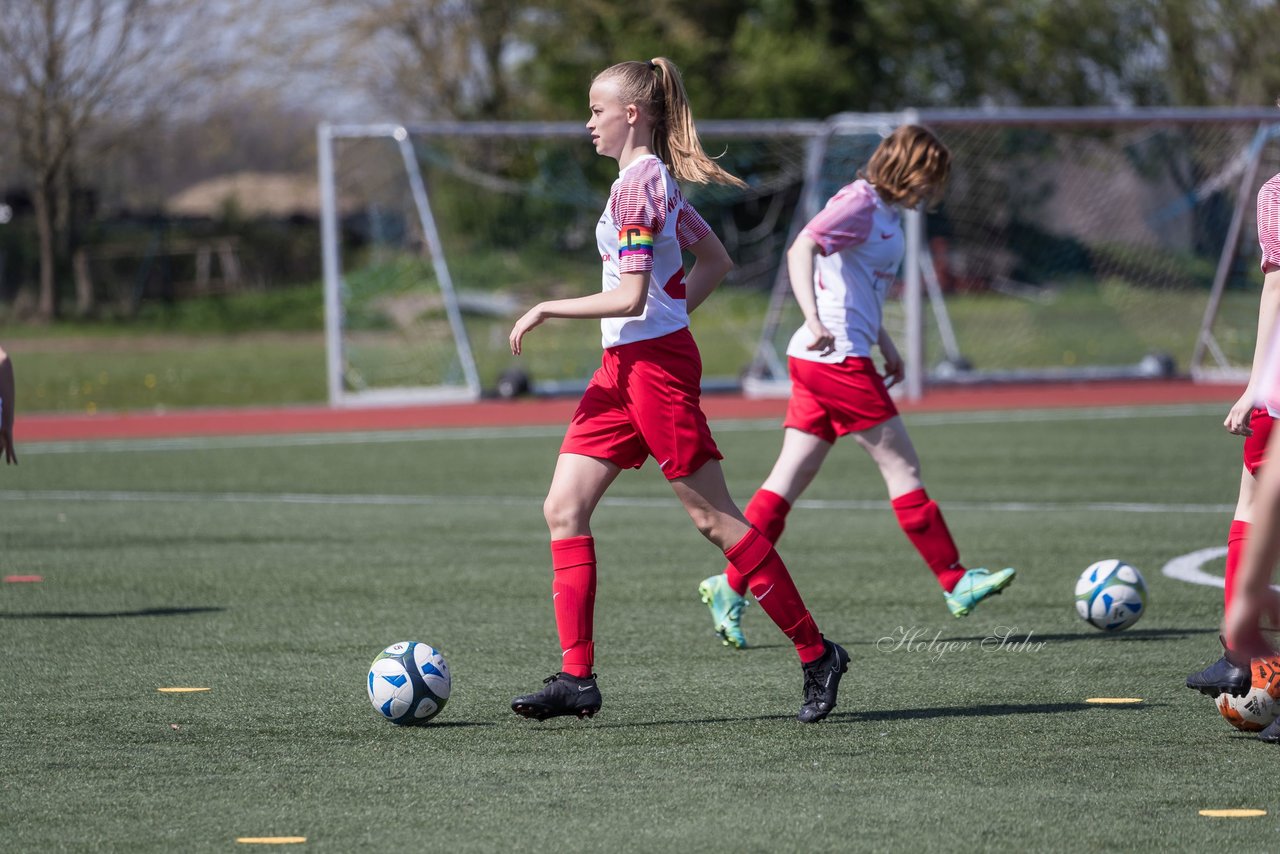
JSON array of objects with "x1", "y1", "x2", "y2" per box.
[{"x1": 319, "y1": 110, "x2": 1280, "y2": 406}]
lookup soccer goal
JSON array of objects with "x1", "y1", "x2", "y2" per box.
[
  {"x1": 319, "y1": 108, "x2": 1280, "y2": 406},
  {"x1": 317, "y1": 118, "x2": 837, "y2": 403},
  {"x1": 318, "y1": 123, "x2": 483, "y2": 406}
]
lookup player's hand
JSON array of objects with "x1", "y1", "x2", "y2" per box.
[
  {"x1": 804, "y1": 318, "x2": 836, "y2": 357},
  {"x1": 0, "y1": 428, "x2": 13, "y2": 465},
  {"x1": 881, "y1": 349, "x2": 905, "y2": 389},
  {"x1": 1224, "y1": 392, "x2": 1256, "y2": 436},
  {"x1": 509, "y1": 305, "x2": 547, "y2": 356},
  {"x1": 1223, "y1": 588, "x2": 1280, "y2": 659}
]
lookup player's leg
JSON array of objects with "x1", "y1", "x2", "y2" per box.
[
  {"x1": 1228, "y1": 466, "x2": 1259, "y2": 604},
  {"x1": 851, "y1": 416, "x2": 1014, "y2": 617},
  {"x1": 699, "y1": 428, "x2": 833, "y2": 647},
  {"x1": 511, "y1": 452, "x2": 620, "y2": 720},
  {"x1": 757, "y1": 427, "x2": 836, "y2": 529},
  {"x1": 698, "y1": 360, "x2": 839, "y2": 645},
  {"x1": 671, "y1": 460, "x2": 848, "y2": 722},
  {"x1": 1186, "y1": 464, "x2": 1256, "y2": 697}
]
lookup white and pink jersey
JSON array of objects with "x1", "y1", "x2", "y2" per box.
[
  {"x1": 1253, "y1": 173, "x2": 1280, "y2": 414},
  {"x1": 786, "y1": 179, "x2": 904, "y2": 363},
  {"x1": 595, "y1": 154, "x2": 712, "y2": 348},
  {"x1": 1260, "y1": 173, "x2": 1280, "y2": 274}
]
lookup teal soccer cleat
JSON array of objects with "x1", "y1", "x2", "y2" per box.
[
  {"x1": 698, "y1": 573, "x2": 749, "y2": 649},
  {"x1": 944, "y1": 567, "x2": 1016, "y2": 617}
]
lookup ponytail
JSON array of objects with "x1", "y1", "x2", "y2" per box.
[{"x1": 593, "y1": 57, "x2": 746, "y2": 188}]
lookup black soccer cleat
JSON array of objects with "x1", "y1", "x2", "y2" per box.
[
  {"x1": 1186, "y1": 637, "x2": 1250, "y2": 698},
  {"x1": 1258, "y1": 717, "x2": 1280, "y2": 744},
  {"x1": 798, "y1": 639, "x2": 849, "y2": 723},
  {"x1": 511, "y1": 672, "x2": 602, "y2": 721}
]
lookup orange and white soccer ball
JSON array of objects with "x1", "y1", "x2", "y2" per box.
[{"x1": 1216, "y1": 656, "x2": 1280, "y2": 732}]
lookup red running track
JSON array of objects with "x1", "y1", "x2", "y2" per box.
[{"x1": 19, "y1": 379, "x2": 1243, "y2": 443}]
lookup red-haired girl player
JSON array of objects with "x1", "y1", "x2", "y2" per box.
[
  {"x1": 698, "y1": 126, "x2": 1016, "y2": 649},
  {"x1": 507, "y1": 57, "x2": 847, "y2": 723}
]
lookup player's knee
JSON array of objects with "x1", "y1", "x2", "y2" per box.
[{"x1": 543, "y1": 494, "x2": 587, "y2": 534}]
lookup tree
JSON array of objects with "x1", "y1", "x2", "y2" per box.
[
  {"x1": 1154, "y1": 0, "x2": 1280, "y2": 107},
  {"x1": 257, "y1": 0, "x2": 543, "y2": 122},
  {"x1": 255, "y1": 0, "x2": 1280, "y2": 128},
  {"x1": 0, "y1": 0, "x2": 232, "y2": 319}
]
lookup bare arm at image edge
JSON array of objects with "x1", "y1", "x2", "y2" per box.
[{"x1": 0, "y1": 346, "x2": 15, "y2": 465}]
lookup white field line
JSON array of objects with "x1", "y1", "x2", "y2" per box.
[
  {"x1": 0, "y1": 489, "x2": 1234, "y2": 515},
  {"x1": 1161, "y1": 546, "x2": 1280, "y2": 592},
  {"x1": 1161, "y1": 547, "x2": 1228, "y2": 589},
  {"x1": 18, "y1": 402, "x2": 1223, "y2": 456}
]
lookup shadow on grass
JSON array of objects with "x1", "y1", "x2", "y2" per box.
[
  {"x1": 0, "y1": 606, "x2": 225, "y2": 619},
  {"x1": 829, "y1": 700, "x2": 1146, "y2": 724},
  {"x1": 585, "y1": 699, "x2": 1150, "y2": 729}
]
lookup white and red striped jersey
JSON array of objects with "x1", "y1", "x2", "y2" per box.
[
  {"x1": 594, "y1": 154, "x2": 711, "y2": 348},
  {"x1": 1259, "y1": 173, "x2": 1280, "y2": 273},
  {"x1": 786, "y1": 179, "x2": 904, "y2": 363}
]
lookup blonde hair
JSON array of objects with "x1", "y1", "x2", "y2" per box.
[
  {"x1": 593, "y1": 57, "x2": 746, "y2": 188},
  {"x1": 859, "y1": 125, "x2": 952, "y2": 209}
]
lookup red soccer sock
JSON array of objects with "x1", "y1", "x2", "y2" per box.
[
  {"x1": 1224, "y1": 520, "x2": 1250, "y2": 615},
  {"x1": 891, "y1": 488, "x2": 966, "y2": 592},
  {"x1": 724, "y1": 527, "x2": 825, "y2": 663},
  {"x1": 722, "y1": 489, "x2": 792, "y2": 596},
  {"x1": 551, "y1": 536, "x2": 596, "y2": 679}
]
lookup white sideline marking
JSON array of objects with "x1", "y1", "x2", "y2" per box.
[
  {"x1": 18, "y1": 402, "x2": 1223, "y2": 456},
  {"x1": 795, "y1": 498, "x2": 1233, "y2": 514},
  {"x1": 0, "y1": 489, "x2": 1235, "y2": 515},
  {"x1": 1161, "y1": 546, "x2": 1280, "y2": 592}
]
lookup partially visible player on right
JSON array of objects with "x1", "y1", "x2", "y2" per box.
[
  {"x1": 0, "y1": 344, "x2": 16, "y2": 465},
  {"x1": 1186, "y1": 168, "x2": 1280, "y2": 703}
]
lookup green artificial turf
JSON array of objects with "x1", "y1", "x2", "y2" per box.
[{"x1": 1, "y1": 403, "x2": 1274, "y2": 851}]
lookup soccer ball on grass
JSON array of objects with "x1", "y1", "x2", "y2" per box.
[
  {"x1": 1217, "y1": 656, "x2": 1280, "y2": 732},
  {"x1": 1075, "y1": 559, "x2": 1146, "y2": 631},
  {"x1": 367, "y1": 641, "x2": 451, "y2": 725}
]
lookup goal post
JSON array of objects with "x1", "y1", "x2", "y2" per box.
[{"x1": 319, "y1": 122, "x2": 482, "y2": 407}]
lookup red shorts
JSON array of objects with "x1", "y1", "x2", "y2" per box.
[
  {"x1": 1245, "y1": 408, "x2": 1274, "y2": 476},
  {"x1": 560, "y1": 328, "x2": 723, "y2": 480},
  {"x1": 784, "y1": 356, "x2": 898, "y2": 443}
]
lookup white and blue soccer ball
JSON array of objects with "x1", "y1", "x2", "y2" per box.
[
  {"x1": 1075, "y1": 559, "x2": 1146, "y2": 631},
  {"x1": 367, "y1": 641, "x2": 451, "y2": 725}
]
